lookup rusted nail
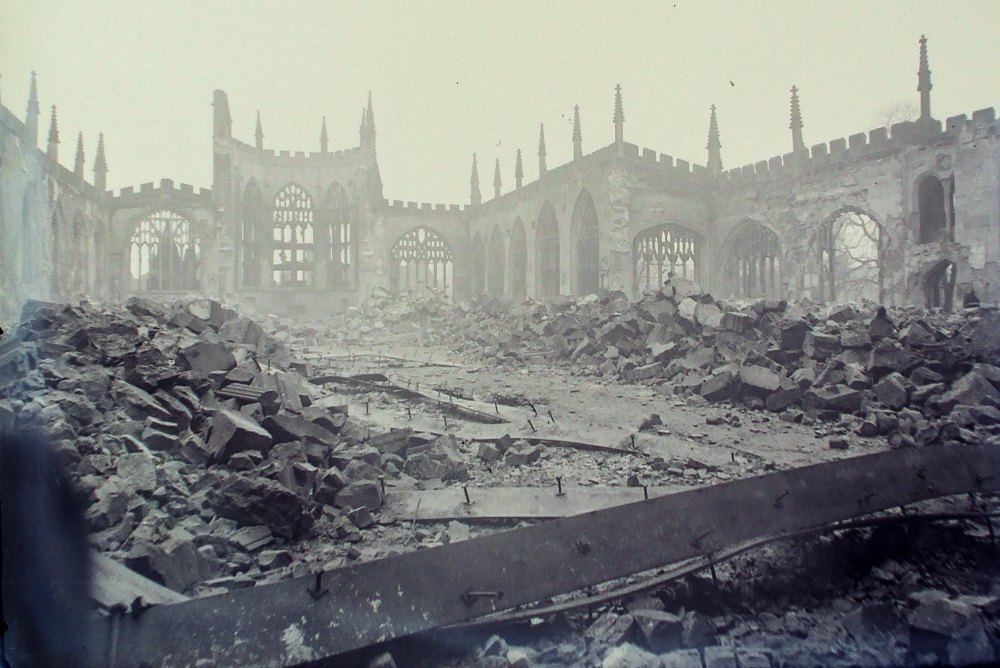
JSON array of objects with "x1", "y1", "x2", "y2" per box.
[
  {"x1": 365, "y1": 401, "x2": 370, "y2": 415},
  {"x1": 443, "y1": 414, "x2": 449, "y2": 429},
  {"x1": 307, "y1": 571, "x2": 329, "y2": 600},
  {"x1": 494, "y1": 400, "x2": 499, "y2": 414},
  {"x1": 463, "y1": 486, "x2": 473, "y2": 506},
  {"x1": 556, "y1": 476, "x2": 565, "y2": 497},
  {"x1": 643, "y1": 485, "x2": 649, "y2": 500},
  {"x1": 379, "y1": 476, "x2": 386, "y2": 496},
  {"x1": 406, "y1": 407, "x2": 412, "y2": 420},
  {"x1": 774, "y1": 490, "x2": 790, "y2": 508},
  {"x1": 548, "y1": 410, "x2": 556, "y2": 423},
  {"x1": 731, "y1": 452, "x2": 736, "y2": 463},
  {"x1": 529, "y1": 402, "x2": 538, "y2": 416},
  {"x1": 528, "y1": 419, "x2": 536, "y2": 432},
  {"x1": 630, "y1": 434, "x2": 636, "y2": 449}
]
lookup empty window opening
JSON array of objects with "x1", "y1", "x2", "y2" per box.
[
  {"x1": 808, "y1": 210, "x2": 886, "y2": 304},
  {"x1": 390, "y1": 226, "x2": 454, "y2": 297},
  {"x1": 509, "y1": 219, "x2": 527, "y2": 298},
  {"x1": 633, "y1": 223, "x2": 702, "y2": 292},
  {"x1": 722, "y1": 221, "x2": 782, "y2": 299},
  {"x1": 271, "y1": 184, "x2": 314, "y2": 287},
  {"x1": 129, "y1": 210, "x2": 200, "y2": 291},
  {"x1": 924, "y1": 260, "x2": 956, "y2": 311},
  {"x1": 535, "y1": 203, "x2": 560, "y2": 298},
  {"x1": 325, "y1": 183, "x2": 353, "y2": 288},
  {"x1": 917, "y1": 174, "x2": 948, "y2": 244},
  {"x1": 487, "y1": 227, "x2": 506, "y2": 297},
  {"x1": 572, "y1": 189, "x2": 600, "y2": 295}
]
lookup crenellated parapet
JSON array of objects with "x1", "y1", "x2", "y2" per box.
[
  {"x1": 110, "y1": 178, "x2": 212, "y2": 206},
  {"x1": 384, "y1": 199, "x2": 466, "y2": 214}
]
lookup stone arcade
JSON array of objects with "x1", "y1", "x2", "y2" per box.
[{"x1": 1, "y1": 36, "x2": 997, "y2": 322}]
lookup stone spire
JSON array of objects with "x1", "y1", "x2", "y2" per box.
[
  {"x1": 47, "y1": 104, "x2": 59, "y2": 162},
  {"x1": 360, "y1": 107, "x2": 367, "y2": 146},
  {"x1": 789, "y1": 85, "x2": 805, "y2": 155},
  {"x1": 320, "y1": 116, "x2": 329, "y2": 153},
  {"x1": 918, "y1": 34, "x2": 933, "y2": 122},
  {"x1": 74, "y1": 131, "x2": 85, "y2": 178},
  {"x1": 365, "y1": 91, "x2": 377, "y2": 155},
  {"x1": 706, "y1": 104, "x2": 722, "y2": 176},
  {"x1": 93, "y1": 132, "x2": 108, "y2": 192},
  {"x1": 613, "y1": 84, "x2": 624, "y2": 149},
  {"x1": 538, "y1": 124, "x2": 547, "y2": 177},
  {"x1": 572, "y1": 104, "x2": 583, "y2": 160},
  {"x1": 514, "y1": 149, "x2": 524, "y2": 189},
  {"x1": 25, "y1": 71, "x2": 40, "y2": 147},
  {"x1": 470, "y1": 153, "x2": 481, "y2": 206},
  {"x1": 493, "y1": 158, "x2": 502, "y2": 199},
  {"x1": 254, "y1": 111, "x2": 264, "y2": 150}
]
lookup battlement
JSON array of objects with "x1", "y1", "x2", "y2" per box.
[
  {"x1": 254, "y1": 145, "x2": 361, "y2": 161},
  {"x1": 721, "y1": 105, "x2": 998, "y2": 184},
  {"x1": 383, "y1": 199, "x2": 465, "y2": 214},
  {"x1": 621, "y1": 142, "x2": 706, "y2": 181},
  {"x1": 113, "y1": 178, "x2": 212, "y2": 201}
]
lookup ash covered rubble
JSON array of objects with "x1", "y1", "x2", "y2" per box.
[
  {"x1": 332, "y1": 279, "x2": 1000, "y2": 453},
  {"x1": 0, "y1": 297, "x2": 483, "y2": 598}
]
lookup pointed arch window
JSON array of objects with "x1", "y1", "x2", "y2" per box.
[
  {"x1": 390, "y1": 226, "x2": 454, "y2": 296},
  {"x1": 633, "y1": 223, "x2": 702, "y2": 291},
  {"x1": 509, "y1": 219, "x2": 527, "y2": 298},
  {"x1": 917, "y1": 174, "x2": 950, "y2": 243},
  {"x1": 571, "y1": 190, "x2": 600, "y2": 295},
  {"x1": 325, "y1": 183, "x2": 353, "y2": 287},
  {"x1": 128, "y1": 210, "x2": 200, "y2": 291},
  {"x1": 242, "y1": 180, "x2": 264, "y2": 287},
  {"x1": 808, "y1": 210, "x2": 886, "y2": 304},
  {"x1": 535, "y1": 203, "x2": 560, "y2": 298},
  {"x1": 722, "y1": 221, "x2": 781, "y2": 299},
  {"x1": 272, "y1": 184, "x2": 314, "y2": 287},
  {"x1": 487, "y1": 227, "x2": 506, "y2": 297}
]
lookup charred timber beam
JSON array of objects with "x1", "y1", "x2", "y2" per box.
[{"x1": 86, "y1": 445, "x2": 1000, "y2": 667}]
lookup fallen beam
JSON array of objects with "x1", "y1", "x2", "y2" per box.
[
  {"x1": 382, "y1": 484, "x2": 692, "y2": 521},
  {"x1": 89, "y1": 552, "x2": 189, "y2": 610},
  {"x1": 84, "y1": 445, "x2": 1000, "y2": 667}
]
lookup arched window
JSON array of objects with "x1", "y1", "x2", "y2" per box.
[
  {"x1": 487, "y1": 227, "x2": 506, "y2": 297},
  {"x1": 271, "y1": 184, "x2": 314, "y2": 287},
  {"x1": 471, "y1": 233, "x2": 486, "y2": 295},
  {"x1": 917, "y1": 174, "x2": 948, "y2": 243},
  {"x1": 535, "y1": 203, "x2": 560, "y2": 298},
  {"x1": 242, "y1": 180, "x2": 263, "y2": 287},
  {"x1": 509, "y1": 218, "x2": 527, "y2": 298},
  {"x1": 924, "y1": 260, "x2": 956, "y2": 311},
  {"x1": 571, "y1": 189, "x2": 600, "y2": 295},
  {"x1": 390, "y1": 226, "x2": 454, "y2": 296},
  {"x1": 721, "y1": 221, "x2": 782, "y2": 299},
  {"x1": 633, "y1": 223, "x2": 702, "y2": 292},
  {"x1": 808, "y1": 209, "x2": 886, "y2": 304},
  {"x1": 325, "y1": 183, "x2": 352, "y2": 287},
  {"x1": 129, "y1": 210, "x2": 200, "y2": 291}
]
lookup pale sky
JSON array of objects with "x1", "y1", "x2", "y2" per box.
[{"x1": 3, "y1": 1, "x2": 999, "y2": 205}]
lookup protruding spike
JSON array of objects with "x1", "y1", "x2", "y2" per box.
[
  {"x1": 74, "y1": 131, "x2": 85, "y2": 178},
  {"x1": 470, "y1": 153, "x2": 481, "y2": 206},
  {"x1": 613, "y1": 84, "x2": 624, "y2": 147},
  {"x1": 706, "y1": 104, "x2": 722, "y2": 176},
  {"x1": 320, "y1": 116, "x2": 329, "y2": 154},
  {"x1": 25, "y1": 71, "x2": 40, "y2": 147},
  {"x1": 47, "y1": 104, "x2": 59, "y2": 162},
  {"x1": 514, "y1": 149, "x2": 524, "y2": 189},
  {"x1": 789, "y1": 86, "x2": 805, "y2": 155},
  {"x1": 366, "y1": 91, "x2": 375, "y2": 133},
  {"x1": 254, "y1": 110, "x2": 264, "y2": 150},
  {"x1": 493, "y1": 158, "x2": 502, "y2": 199},
  {"x1": 538, "y1": 124, "x2": 547, "y2": 176},
  {"x1": 572, "y1": 104, "x2": 583, "y2": 160},
  {"x1": 93, "y1": 132, "x2": 108, "y2": 192},
  {"x1": 918, "y1": 34, "x2": 933, "y2": 122}
]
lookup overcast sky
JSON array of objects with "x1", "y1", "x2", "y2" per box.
[{"x1": 3, "y1": 1, "x2": 999, "y2": 205}]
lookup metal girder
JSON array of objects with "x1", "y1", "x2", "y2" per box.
[{"x1": 84, "y1": 445, "x2": 1000, "y2": 667}]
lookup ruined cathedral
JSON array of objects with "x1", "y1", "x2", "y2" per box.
[{"x1": 1, "y1": 36, "x2": 997, "y2": 324}]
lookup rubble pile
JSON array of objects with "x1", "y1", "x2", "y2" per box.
[
  {"x1": 0, "y1": 297, "x2": 481, "y2": 596},
  {"x1": 333, "y1": 282, "x2": 1000, "y2": 450}
]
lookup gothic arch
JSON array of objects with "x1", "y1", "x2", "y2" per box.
[
  {"x1": 720, "y1": 220, "x2": 782, "y2": 299},
  {"x1": 535, "y1": 202, "x2": 560, "y2": 298},
  {"x1": 390, "y1": 225, "x2": 454, "y2": 296},
  {"x1": 807, "y1": 207, "x2": 887, "y2": 304},
  {"x1": 632, "y1": 222, "x2": 704, "y2": 292},
  {"x1": 324, "y1": 182, "x2": 353, "y2": 287},
  {"x1": 487, "y1": 226, "x2": 506, "y2": 298},
  {"x1": 924, "y1": 259, "x2": 957, "y2": 311},
  {"x1": 242, "y1": 179, "x2": 264, "y2": 287},
  {"x1": 472, "y1": 232, "x2": 486, "y2": 295},
  {"x1": 915, "y1": 173, "x2": 949, "y2": 243},
  {"x1": 571, "y1": 189, "x2": 600, "y2": 295},
  {"x1": 271, "y1": 182, "x2": 315, "y2": 287},
  {"x1": 128, "y1": 209, "x2": 200, "y2": 292},
  {"x1": 509, "y1": 218, "x2": 527, "y2": 298}
]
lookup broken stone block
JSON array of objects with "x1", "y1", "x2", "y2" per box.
[
  {"x1": 970, "y1": 309, "x2": 1000, "y2": 359},
  {"x1": 702, "y1": 646, "x2": 738, "y2": 668},
  {"x1": 868, "y1": 305, "x2": 897, "y2": 341},
  {"x1": 909, "y1": 592, "x2": 995, "y2": 666},
  {"x1": 872, "y1": 372, "x2": 913, "y2": 410},
  {"x1": 632, "y1": 609, "x2": 683, "y2": 653},
  {"x1": 842, "y1": 602, "x2": 900, "y2": 642},
  {"x1": 482, "y1": 634, "x2": 508, "y2": 657},
  {"x1": 700, "y1": 370, "x2": 734, "y2": 402},
  {"x1": 229, "y1": 525, "x2": 274, "y2": 551},
  {"x1": 314, "y1": 467, "x2": 347, "y2": 506},
  {"x1": 601, "y1": 644, "x2": 661, "y2": 668},
  {"x1": 148, "y1": 528, "x2": 212, "y2": 593},
  {"x1": 258, "y1": 549, "x2": 293, "y2": 570},
  {"x1": 721, "y1": 311, "x2": 755, "y2": 333},
  {"x1": 207, "y1": 409, "x2": 273, "y2": 462},
  {"x1": 334, "y1": 481, "x2": 383, "y2": 513},
  {"x1": 262, "y1": 413, "x2": 338, "y2": 447},
  {"x1": 803, "y1": 331, "x2": 840, "y2": 360},
  {"x1": 869, "y1": 342, "x2": 919, "y2": 375},
  {"x1": 112, "y1": 379, "x2": 174, "y2": 422},
  {"x1": 585, "y1": 611, "x2": 637, "y2": 648},
  {"x1": 829, "y1": 436, "x2": 850, "y2": 450},
  {"x1": 85, "y1": 477, "x2": 130, "y2": 531},
  {"x1": 679, "y1": 610, "x2": 715, "y2": 647},
  {"x1": 503, "y1": 443, "x2": 542, "y2": 467},
  {"x1": 739, "y1": 364, "x2": 782, "y2": 394},
  {"x1": 208, "y1": 471, "x2": 314, "y2": 539},
  {"x1": 802, "y1": 385, "x2": 862, "y2": 413},
  {"x1": 177, "y1": 340, "x2": 237, "y2": 378},
  {"x1": 477, "y1": 442, "x2": 502, "y2": 463},
  {"x1": 141, "y1": 426, "x2": 177, "y2": 452},
  {"x1": 779, "y1": 319, "x2": 811, "y2": 351},
  {"x1": 765, "y1": 385, "x2": 800, "y2": 412},
  {"x1": 661, "y1": 648, "x2": 704, "y2": 668},
  {"x1": 367, "y1": 428, "x2": 411, "y2": 457},
  {"x1": 116, "y1": 452, "x2": 157, "y2": 492},
  {"x1": 346, "y1": 506, "x2": 375, "y2": 529},
  {"x1": 732, "y1": 650, "x2": 771, "y2": 668},
  {"x1": 939, "y1": 371, "x2": 1000, "y2": 411}
]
